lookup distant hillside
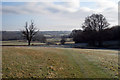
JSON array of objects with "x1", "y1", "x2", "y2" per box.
[
  {"x1": 41, "y1": 31, "x2": 71, "y2": 36},
  {"x1": 1, "y1": 31, "x2": 71, "y2": 41}
]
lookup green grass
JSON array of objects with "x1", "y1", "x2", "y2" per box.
[{"x1": 2, "y1": 47, "x2": 118, "y2": 78}]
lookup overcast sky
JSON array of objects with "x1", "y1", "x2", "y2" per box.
[{"x1": 2, "y1": 0, "x2": 119, "y2": 31}]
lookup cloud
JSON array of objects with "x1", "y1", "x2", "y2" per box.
[
  {"x1": 2, "y1": 0, "x2": 118, "y2": 14},
  {"x1": 2, "y1": 0, "x2": 119, "y2": 31},
  {"x1": 2, "y1": 1, "x2": 80, "y2": 14}
]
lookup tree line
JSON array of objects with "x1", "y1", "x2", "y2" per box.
[
  {"x1": 2, "y1": 31, "x2": 46, "y2": 44},
  {"x1": 70, "y1": 14, "x2": 120, "y2": 47}
]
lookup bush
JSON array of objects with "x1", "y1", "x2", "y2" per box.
[{"x1": 60, "y1": 39, "x2": 65, "y2": 45}]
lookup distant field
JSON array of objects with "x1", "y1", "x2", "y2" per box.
[
  {"x1": 2, "y1": 46, "x2": 118, "y2": 78},
  {"x1": 1, "y1": 40, "x2": 75, "y2": 46},
  {"x1": 2, "y1": 41, "x2": 46, "y2": 46}
]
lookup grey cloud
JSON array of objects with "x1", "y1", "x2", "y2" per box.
[
  {"x1": 46, "y1": 7, "x2": 60, "y2": 13},
  {"x1": 2, "y1": 1, "x2": 118, "y2": 30}
]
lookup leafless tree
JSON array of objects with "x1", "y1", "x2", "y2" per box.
[
  {"x1": 22, "y1": 21, "x2": 39, "y2": 46},
  {"x1": 82, "y1": 14, "x2": 109, "y2": 31},
  {"x1": 82, "y1": 14, "x2": 110, "y2": 46}
]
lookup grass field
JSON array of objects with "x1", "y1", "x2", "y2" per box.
[
  {"x1": 2, "y1": 46, "x2": 118, "y2": 78},
  {"x1": 2, "y1": 40, "x2": 74, "y2": 46},
  {"x1": 2, "y1": 41, "x2": 46, "y2": 46}
]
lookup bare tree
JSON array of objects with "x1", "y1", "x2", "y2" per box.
[
  {"x1": 22, "y1": 21, "x2": 38, "y2": 46},
  {"x1": 82, "y1": 14, "x2": 110, "y2": 46},
  {"x1": 82, "y1": 14, "x2": 109, "y2": 31}
]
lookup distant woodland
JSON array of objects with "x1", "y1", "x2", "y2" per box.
[{"x1": 1, "y1": 31, "x2": 71, "y2": 42}]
